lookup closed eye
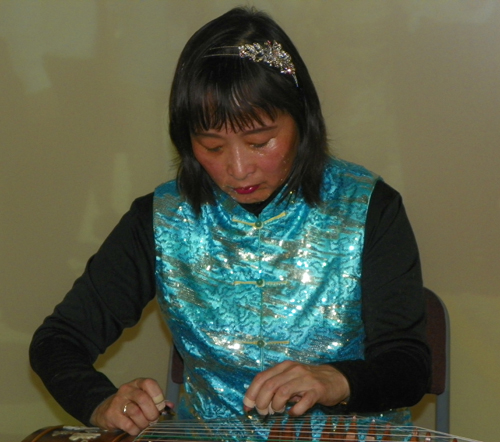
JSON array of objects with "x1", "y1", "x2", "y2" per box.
[
  {"x1": 248, "y1": 138, "x2": 272, "y2": 148},
  {"x1": 203, "y1": 145, "x2": 222, "y2": 152}
]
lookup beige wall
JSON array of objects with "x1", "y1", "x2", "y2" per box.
[{"x1": 1, "y1": 1, "x2": 499, "y2": 441}]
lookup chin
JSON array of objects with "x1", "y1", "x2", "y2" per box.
[{"x1": 234, "y1": 194, "x2": 268, "y2": 204}]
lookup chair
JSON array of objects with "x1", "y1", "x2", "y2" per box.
[
  {"x1": 424, "y1": 287, "x2": 451, "y2": 434},
  {"x1": 166, "y1": 343, "x2": 184, "y2": 404},
  {"x1": 165, "y1": 288, "x2": 451, "y2": 434}
]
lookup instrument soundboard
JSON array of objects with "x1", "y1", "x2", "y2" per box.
[{"x1": 22, "y1": 415, "x2": 482, "y2": 442}]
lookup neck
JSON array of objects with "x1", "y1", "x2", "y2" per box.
[{"x1": 239, "y1": 183, "x2": 287, "y2": 216}]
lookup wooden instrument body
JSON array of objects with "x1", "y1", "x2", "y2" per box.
[
  {"x1": 22, "y1": 417, "x2": 482, "y2": 442},
  {"x1": 21, "y1": 426, "x2": 132, "y2": 442}
]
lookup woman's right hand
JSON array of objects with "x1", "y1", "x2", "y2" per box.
[{"x1": 90, "y1": 378, "x2": 173, "y2": 436}]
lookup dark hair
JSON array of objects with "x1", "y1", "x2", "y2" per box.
[{"x1": 169, "y1": 7, "x2": 329, "y2": 213}]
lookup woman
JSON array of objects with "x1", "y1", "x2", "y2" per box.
[{"x1": 30, "y1": 7, "x2": 430, "y2": 437}]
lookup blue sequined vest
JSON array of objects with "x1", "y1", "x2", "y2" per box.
[{"x1": 154, "y1": 158, "x2": 411, "y2": 425}]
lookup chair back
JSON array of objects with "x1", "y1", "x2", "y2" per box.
[
  {"x1": 166, "y1": 344, "x2": 184, "y2": 403},
  {"x1": 423, "y1": 287, "x2": 451, "y2": 433}
]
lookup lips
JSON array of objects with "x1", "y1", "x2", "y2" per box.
[{"x1": 234, "y1": 185, "x2": 260, "y2": 195}]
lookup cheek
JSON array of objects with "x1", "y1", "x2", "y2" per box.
[
  {"x1": 268, "y1": 145, "x2": 296, "y2": 174},
  {"x1": 261, "y1": 139, "x2": 294, "y2": 168},
  {"x1": 192, "y1": 148, "x2": 205, "y2": 167},
  {"x1": 193, "y1": 149, "x2": 213, "y2": 171},
  {"x1": 258, "y1": 155, "x2": 293, "y2": 184},
  {"x1": 193, "y1": 152, "x2": 226, "y2": 183}
]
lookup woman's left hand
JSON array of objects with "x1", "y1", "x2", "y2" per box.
[
  {"x1": 89, "y1": 378, "x2": 172, "y2": 435},
  {"x1": 243, "y1": 360, "x2": 350, "y2": 416}
]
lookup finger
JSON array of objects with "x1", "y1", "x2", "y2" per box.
[
  {"x1": 255, "y1": 364, "x2": 323, "y2": 414},
  {"x1": 126, "y1": 379, "x2": 164, "y2": 421},
  {"x1": 271, "y1": 364, "x2": 349, "y2": 415},
  {"x1": 121, "y1": 400, "x2": 150, "y2": 432},
  {"x1": 243, "y1": 396, "x2": 255, "y2": 409},
  {"x1": 100, "y1": 397, "x2": 143, "y2": 436},
  {"x1": 286, "y1": 392, "x2": 317, "y2": 417},
  {"x1": 244, "y1": 361, "x2": 294, "y2": 407},
  {"x1": 255, "y1": 403, "x2": 286, "y2": 415},
  {"x1": 152, "y1": 392, "x2": 166, "y2": 411},
  {"x1": 123, "y1": 401, "x2": 132, "y2": 415},
  {"x1": 266, "y1": 379, "x2": 303, "y2": 414},
  {"x1": 91, "y1": 389, "x2": 157, "y2": 436},
  {"x1": 270, "y1": 403, "x2": 286, "y2": 414},
  {"x1": 151, "y1": 395, "x2": 175, "y2": 414},
  {"x1": 136, "y1": 378, "x2": 165, "y2": 402},
  {"x1": 246, "y1": 362, "x2": 299, "y2": 414},
  {"x1": 255, "y1": 405, "x2": 269, "y2": 416}
]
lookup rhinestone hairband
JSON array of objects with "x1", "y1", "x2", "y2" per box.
[{"x1": 207, "y1": 41, "x2": 298, "y2": 86}]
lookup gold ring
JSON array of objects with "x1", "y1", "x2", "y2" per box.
[{"x1": 123, "y1": 402, "x2": 131, "y2": 415}]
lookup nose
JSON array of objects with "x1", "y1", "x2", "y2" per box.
[{"x1": 226, "y1": 145, "x2": 255, "y2": 180}]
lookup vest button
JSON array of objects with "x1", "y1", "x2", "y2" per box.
[
  {"x1": 254, "y1": 220, "x2": 263, "y2": 229},
  {"x1": 256, "y1": 279, "x2": 265, "y2": 287},
  {"x1": 257, "y1": 340, "x2": 266, "y2": 348}
]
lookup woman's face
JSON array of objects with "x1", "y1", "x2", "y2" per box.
[{"x1": 191, "y1": 113, "x2": 298, "y2": 204}]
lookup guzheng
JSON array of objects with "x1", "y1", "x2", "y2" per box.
[{"x1": 22, "y1": 415, "x2": 483, "y2": 442}]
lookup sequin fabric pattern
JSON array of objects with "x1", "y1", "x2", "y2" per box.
[{"x1": 154, "y1": 158, "x2": 410, "y2": 426}]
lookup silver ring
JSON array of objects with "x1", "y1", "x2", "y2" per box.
[{"x1": 123, "y1": 402, "x2": 131, "y2": 415}]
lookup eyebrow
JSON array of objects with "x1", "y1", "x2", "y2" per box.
[{"x1": 192, "y1": 124, "x2": 277, "y2": 138}]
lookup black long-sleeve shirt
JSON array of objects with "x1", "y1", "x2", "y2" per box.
[{"x1": 30, "y1": 180, "x2": 430, "y2": 425}]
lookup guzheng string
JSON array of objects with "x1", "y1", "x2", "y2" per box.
[{"x1": 134, "y1": 414, "x2": 478, "y2": 442}]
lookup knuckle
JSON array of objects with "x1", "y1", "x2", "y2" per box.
[
  {"x1": 278, "y1": 360, "x2": 294, "y2": 369},
  {"x1": 126, "y1": 404, "x2": 139, "y2": 417},
  {"x1": 122, "y1": 421, "x2": 140, "y2": 436},
  {"x1": 116, "y1": 384, "x2": 129, "y2": 394},
  {"x1": 274, "y1": 385, "x2": 291, "y2": 400},
  {"x1": 133, "y1": 377, "x2": 147, "y2": 388},
  {"x1": 263, "y1": 376, "x2": 282, "y2": 395},
  {"x1": 289, "y1": 362, "x2": 307, "y2": 374},
  {"x1": 138, "y1": 377, "x2": 152, "y2": 387},
  {"x1": 253, "y1": 371, "x2": 266, "y2": 383},
  {"x1": 141, "y1": 378, "x2": 160, "y2": 393}
]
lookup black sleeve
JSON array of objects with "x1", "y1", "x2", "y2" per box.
[
  {"x1": 29, "y1": 193, "x2": 156, "y2": 425},
  {"x1": 330, "y1": 180, "x2": 431, "y2": 412}
]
